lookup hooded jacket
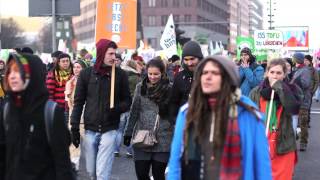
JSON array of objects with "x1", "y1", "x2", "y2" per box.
[
  {"x1": 71, "y1": 39, "x2": 132, "y2": 133},
  {"x1": 0, "y1": 53, "x2": 74, "y2": 180}
]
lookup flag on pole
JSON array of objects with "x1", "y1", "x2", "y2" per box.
[
  {"x1": 160, "y1": 14, "x2": 177, "y2": 58},
  {"x1": 209, "y1": 41, "x2": 214, "y2": 55}
]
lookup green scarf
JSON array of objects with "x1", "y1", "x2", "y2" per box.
[{"x1": 266, "y1": 101, "x2": 278, "y2": 132}]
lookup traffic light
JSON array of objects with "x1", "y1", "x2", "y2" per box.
[{"x1": 175, "y1": 24, "x2": 191, "y2": 46}]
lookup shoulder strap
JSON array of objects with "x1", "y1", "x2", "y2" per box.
[
  {"x1": 2, "y1": 102, "x2": 9, "y2": 131},
  {"x1": 44, "y1": 100, "x2": 57, "y2": 145}
]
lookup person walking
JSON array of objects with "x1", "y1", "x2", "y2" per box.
[
  {"x1": 124, "y1": 58, "x2": 173, "y2": 180},
  {"x1": 65, "y1": 60, "x2": 88, "y2": 124},
  {"x1": 169, "y1": 41, "x2": 203, "y2": 125},
  {"x1": 168, "y1": 56, "x2": 271, "y2": 180},
  {"x1": 70, "y1": 39, "x2": 131, "y2": 180},
  {"x1": 239, "y1": 47, "x2": 264, "y2": 96},
  {"x1": 46, "y1": 53, "x2": 73, "y2": 124},
  {"x1": 0, "y1": 53, "x2": 75, "y2": 180},
  {"x1": 250, "y1": 58, "x2": 302, "y2": 180},
  {"x1": 291, "y1": 52, "x2": 312, "y2": 151}
]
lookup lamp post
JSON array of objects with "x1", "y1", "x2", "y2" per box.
[{"x1": 52, "y1": 0, "x2": 56, "y2": 52}]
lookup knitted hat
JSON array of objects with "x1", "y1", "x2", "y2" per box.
[
  {"x1": 293, "y1": 52, "x2": 305, "y2": 64},
  {"x1": 202, "y1": 55, "x2": 240, "y2": 86},
  {"x1": 304, "y1": 55, "x2": 313, "y2": 63},
  {"x1": 240, "y1": 47, "x2": 252, "y2": 56},
  {"x1": 182, "y1": 41, "x2": 204, "y2": 59},
  {"x1": 74, "y1": 60, "x2": 89, "y2": 69},
  {"x1": 6, "y1": 53, "x2": 31, "y2": 90}
]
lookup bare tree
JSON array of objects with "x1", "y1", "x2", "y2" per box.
[
  {"x1": 38, "y1": 23, "x2": 53, "y2": 53},
  {"x1": 0, "y1": 18, "x2": 26, "y2": 49}
]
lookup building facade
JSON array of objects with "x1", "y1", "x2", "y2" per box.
[
  {"x1": 228, "y1": 0, "x2": 250, "y2": 52},
  {"x1": 72, "y1": 0, "x2": 96, "y2": 45},
  {"x1": 249, "y1": 0, "x2": 263, "y2": 35},
  {"x1": 141, "y1": 0, "x2": 229, "y2": 49}
]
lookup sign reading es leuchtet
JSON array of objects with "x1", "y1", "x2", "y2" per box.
[
  {"x1": 95, "y1": 0, "x2": 137, "y2": 49},
  {"x1": 254, "y1": 30, "x2": 283, "y2": 50}
]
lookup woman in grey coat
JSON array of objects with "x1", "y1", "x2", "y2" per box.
[{"x1": 124, "y1": 58, "x2": 173, "y2": 180}]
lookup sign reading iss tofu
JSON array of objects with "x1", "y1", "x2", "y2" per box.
[{"x1": 254, "y1": 30, "x2": 283, "y2": 50}]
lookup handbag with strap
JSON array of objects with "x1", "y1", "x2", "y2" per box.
[{"x1": 132, "y1": 114, "x2": 160, "y2": 148}]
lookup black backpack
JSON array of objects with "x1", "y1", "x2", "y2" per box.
[{"x1": 3, "y1": 100, "x2": 57, "y2": 145}]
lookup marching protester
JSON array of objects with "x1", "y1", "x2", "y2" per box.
[
  {"x1": 71, "y1": 39, "x2": 131, "y2": 180},
  {"x1": 291, "y1": 52, "x2": 312, "y2": 151},
  {"x1": 46, "y1": 53, "x2": 73, "y2": 124},
  {"x1": 47, "y1": 51, "x2": 63, "y2": 72},
  {"x1": 169, "y1": 41, "x2": 203, "y2": 125},
  {"x1": 124, "y1": 58, "x2": 173, "y2": 180},
  {"x1": 65, "y1": 60, "x2": 88, "y2": 124},
  {"x1": 168, "y1": 56, "x2": 271, "y2": 180},
  {"x1": 114, "y1": 59, "x2": 144, "y2": 157},
  {"x1": 239, "y1": 47, "x2": 264, "y2": 96},
  {"x1": 0, "y1": 53, "x2": 75, "y2": 180},
  {"x1": 304, "y1": 55, "x2": 319, "y2": 127},
  {"x1": 250, "y1": 58, "x2": 302, "y2": 179}
]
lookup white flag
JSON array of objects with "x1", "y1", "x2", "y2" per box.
[
  {"x1": 209, "y1": 41, "x2": 214, "y2": 55},
  {"x1": 160, "y1": 14, "x2": 177, "y2": 58}
]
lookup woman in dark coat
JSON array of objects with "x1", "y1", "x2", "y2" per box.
[{"x1": 0, "y1": 53, "x2": 75, "y2": 180}]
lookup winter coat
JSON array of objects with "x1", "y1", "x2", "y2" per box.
[
  {"x1": 124, "y1": 82, "x2": 174, "y2": 153},
  {"x1": 168, "y1": 70, "x2": 193, "y2": 124},
  {"x1": 250, "y1": 80, "x2": 302, "y2": 154},
  {"x1": 292, "y1": 65, "x2": 312, "y2": 109},
  {"x1": 0, "y1": 53, "x2": 74, "y2": 180},
  {"x1": 71, "y1": 66, "x2": 131, "y2": 133},
  {"x1": 168, "y1": 96, "x2": 272, "y2": 180},
  {"x1": 46, "y1": 71, "x2": 70, "y2": 110},
  {"x1": 239, "y1": 63, "x2": 264, "y2": 96},
  {"x1": 308, "y1": 66, "x2": 319, "y2": 94}
]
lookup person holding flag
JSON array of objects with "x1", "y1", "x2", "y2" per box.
[{"x1": 250, "y1": 58, "x2": 302, "y2": 179}]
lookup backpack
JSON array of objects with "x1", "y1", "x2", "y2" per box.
[{"x1": 3, "y1": 100, "x2": 57, "y2": 145}]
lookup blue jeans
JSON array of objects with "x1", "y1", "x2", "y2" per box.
[
  {"x1": 114, "y1": 112, "x2": 133, "y2": 154},
  {"x1": 83, "y1": 129, "x2": 117, "y2": 180}
]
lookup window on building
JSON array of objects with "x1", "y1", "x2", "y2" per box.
[
  {"x1": 148, "y1": 0, "x2": 156, "y2": 7},
  {"x1": 147, "y1": 38, "x2": 157, "y2": 49},
  {"x1": 148, "y1": 16, "x2": 156, "y2": 26},
  {"x1": 173, "y1": 0, "x2": 179, "y2": 7},
  {"x1": 57, "y1": 22, "x2": 63, "y2": 29},
  {"x1": 184, "y1": 15, "x2": 191, "y2": 22},
  {"x1": 161, "y1": 15, "x2": 168, "y2": 26},
  {"x1": 173, "y1": 15, "x2": 180, "y2": 23},
  {"x1": 160, "y1": 0, "x2": 168, "y2": 7},
  {"x1": 184, "y1": 0, "x2": 191, "y2": 7},
  {"x1": 64, "y1": 21, "x2": 69, "y2": 29}
]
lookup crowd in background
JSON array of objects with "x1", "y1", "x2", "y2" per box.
[{"x1": 0, "y1": 39, "x2": 319, "y2": 180}]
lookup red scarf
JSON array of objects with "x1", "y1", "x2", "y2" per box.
[{"x1": 208, "y1": 97, "x2": 242, "y2": 180}]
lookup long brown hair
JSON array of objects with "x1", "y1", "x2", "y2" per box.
[{"x1": 184, "y1": 58, "x2": 236, "y2": 151}]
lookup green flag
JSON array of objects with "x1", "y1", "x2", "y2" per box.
[
  {"x1": 177, "y1": 43, "x2": 182, "y2": 58},
  {"x1": 236, "y1": 36, "x2": 255, "y2": 60}
]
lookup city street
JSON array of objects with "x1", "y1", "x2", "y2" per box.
[{"x1": 76, "y1": 101, "x2": 320, "y2": 180}]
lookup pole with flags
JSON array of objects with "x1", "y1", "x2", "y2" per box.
[{"x1": 160, "y1": 14, "x2": 177, "y2": 58}]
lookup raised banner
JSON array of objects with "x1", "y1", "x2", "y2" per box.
[
  {"x1": 160, "y1": 14, "x2": 177, "y2": 58},
  {"x1": 254, "y1": 30, "x2": 283, "y2": 50},
  {"x1": 95, "y1": 0, "x2": 137, "y2": 49}
]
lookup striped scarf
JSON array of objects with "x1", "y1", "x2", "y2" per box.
[
  {"x1": 55, "y1": 69, "x2": 71, "y2": 86},
  {"x1": 219, "y1": 102, "x2": 242, "y2": 180}
]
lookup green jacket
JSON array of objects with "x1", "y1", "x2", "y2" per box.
[{"x1": 249, "y1": 80, "x2": 300, "y2": 154}]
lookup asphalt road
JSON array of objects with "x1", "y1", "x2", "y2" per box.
[{"x1": 77, "y1": 101, "x2": 320, "y2": 180}]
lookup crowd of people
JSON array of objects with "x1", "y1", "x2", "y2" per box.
[{"x1": 0, "y1": 38, "x2": 319, "y2": 180}]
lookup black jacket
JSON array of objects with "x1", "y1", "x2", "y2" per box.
[
  {"x1": 169, "y1": 70, "x2": 193, "y2": 124},
  {"x1": 71, "y1": 66, "x2": 131, "y2": 133},
  {"x1": 0, "y1": 53, "x2": 74, "y2": 180}
]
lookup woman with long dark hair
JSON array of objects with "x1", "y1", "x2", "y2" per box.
[
  {"x1": 124, "y1": 58, "x2": 173, "y2": 180},
  {"x1": 250, "y1": 58, "x2": 302, "y2": 180},
  {"x1": 168, "y1": 56, "x2": 271, "y2": 180}
]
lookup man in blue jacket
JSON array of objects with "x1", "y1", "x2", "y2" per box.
[{"x1": 239, "y1": 47, "x2": 264, "y2": 96}]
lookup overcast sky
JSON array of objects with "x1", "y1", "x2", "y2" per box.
[{"x1": 1, "y1": 0, "x2": 319, "y2": 49}]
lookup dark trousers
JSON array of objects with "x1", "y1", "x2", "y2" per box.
[
  {"x1": 299, "y1": 108, "x2": 309, "y2": 145},
  {"x1": 134, "y1": 160, "x2": 167, "y2": 180}
]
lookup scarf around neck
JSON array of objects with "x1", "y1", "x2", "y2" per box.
[
  {"x1": 206, "y1": 92, "x2": 242, "y2": 180},
  {"x1": 141, "y1": 76, "x2": 170, "y2": 104},
  {"x1": 55, "y1": 69, "x2": 71, "y2": 86}
]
